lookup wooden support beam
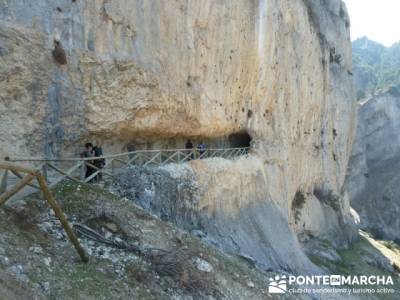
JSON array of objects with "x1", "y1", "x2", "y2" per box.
[
  {"x1": 0, "y1": 162, "x2": 36, "y2": 175},
  {"x1": 181, "y1": 151, "x2": 195, "y2": 162},
  {"x1": 111, "y1": 159, "x2": 115, "y2": 175},
  {"x1": 0, "y1": 170, "x2": 8, "y2": 194},
  {"x1": 127, "y1": 153, "x2": 140, "y2": 165},
  {"x1": 160, "y1": 151, "x2": 180, "y2": 165},
  {"x1": 46, "y1": 162, "x2": 84, "y2": 187},
  {"x1": 143, "y1": 152, "x2": 161, "y2": 167},
  {"x1": 114, "y1": 158, "x2": 128, "y2": 165},
  {"x1": 84, "y1": 162, "x2": 115, "y2": 183},
  {"x1": 9, "y1": 169, "x2": 40, "y2": 190},
  {"x1": 42, "y1": 164, "x2": 48, "y2": 182},
  {"x1": 36, "y1": 174, "x2": 88, "y2": 263},
  {"x1": 0, "y1": 173, "x2": 35, "y2": 207}
]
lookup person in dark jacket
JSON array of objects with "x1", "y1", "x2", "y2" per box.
[
  {"x1": 127, "y1": 142, "x2": 136, "y2": 160},
  {"x1": 81, "y1": 142, "x2": 96, "y2": 183},
  {"x1": 197, "y1": 141, "x2": 207, "y2": 158},
  {"x1": 93, "y1": 142, "x2": 105, "y2": 182},
  {"x1": 185, "y1": 139, "x2": 194, "y2": 160}
]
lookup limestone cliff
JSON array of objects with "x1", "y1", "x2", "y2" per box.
[
  {"x1": 1, "y1": 0, "x2": 356, "y2": 274},
  {"x1": 346, "y1": 85, "x2": 400, "y2": 242},
  {"x1": 346, "y1": 37, "x2": 400, "y2": 242}
]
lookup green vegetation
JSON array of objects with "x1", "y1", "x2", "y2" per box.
[
  {"x1": 25, "y1": 179, "x2": 121, "y2": 215},
  {"x1": 309, "y1": 235, "x2": 400, "y2": 299},
  {"x1": 51, "y1": 180, "x2": 120, "y2": 214},
  {"x1": 353, "y1": 37, "x2": 400, "y2": 99},
  {"x1": 54, "y1": 262, "x2": 115, "y2": 299}
]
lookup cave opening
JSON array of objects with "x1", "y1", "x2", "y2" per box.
[
  {"x1": 119, "y1": 131, "x2": 252, "y2": 162},
  {"x1": 123, "y1": 131, "x2": 252, "y2": 152},
  {"x1": 228, "y1": 132, "x2": 252, "y2": 148}
]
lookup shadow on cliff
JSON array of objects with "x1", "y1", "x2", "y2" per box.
[
  {"x1": 113, "y1": 162, "x2": 328, "y2": 275},
  {"x1": 350, "y1": 153, "x2": 400, "y2": 243}
]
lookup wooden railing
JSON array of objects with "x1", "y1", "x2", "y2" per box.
[
  {"x1": 6, "y1": 147, "x2": 249, "y2": 186},
  {"x1": 0, "y1": 162, "x2": 88, "y2": 262},
  {"x1": 0, "y1": 147, "x2": 248, "y2": 261}
]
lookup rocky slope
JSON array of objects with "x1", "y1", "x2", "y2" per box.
[
  {"x1": 0, "y1": 182, "x2": 288, "y2": 300},
  {"x1": 1, "y1": 0, "x2": 357, "y2": 284},
  {"x1": 1, "y1": 181, "x2": 399, "y2": 299}
]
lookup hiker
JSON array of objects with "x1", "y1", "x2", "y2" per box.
[
  {"x1": 197, "y1": 142, "x2": 207, "y2": 158},
  {"x1": 93, "y1": 142, "x2": 105, "y2": 182},
  {"x1": 81, "y1": 142, "x2": 96, "y2": 183},
  {"x1": 185, "y1": 139, "x2": 194, "y2": 160},
  {"x1": 127, "y1": 142, "x2": 136, "y2": 160}
]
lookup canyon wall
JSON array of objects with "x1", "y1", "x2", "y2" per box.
[
  {"x1": 1, "y1": 0, "x2": 356, "y2": 273},
  {"x1": 347, "y1": 37, "x2": 400, "y2": 242},
  {"x1": 346, "y1": 85, "x2": 400, "y2": 242}
]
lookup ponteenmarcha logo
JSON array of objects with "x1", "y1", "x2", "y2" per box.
[
  {"x1": 267, "y1": 274, "x2": 394, "y2": 294},
  {"x1": 268, "y1": 275, "x2": 287, "y2": 293}
]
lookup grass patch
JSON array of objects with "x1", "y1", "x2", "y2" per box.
[
  {"x1": 53, "y1": 262, "x2": 122, "y2": 299},
  {"x1": 24, "y1": 179, "x2": 121, "y2": 215}
]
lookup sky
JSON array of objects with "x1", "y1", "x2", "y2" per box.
[{"x1": 343, "y1": 0, "x2": 400, "y2": 46}]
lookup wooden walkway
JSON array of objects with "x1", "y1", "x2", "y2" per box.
[{"x1": 3, "y1": 147, "x2": 249, "y2": 187}]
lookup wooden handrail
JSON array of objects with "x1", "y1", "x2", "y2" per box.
[
  {"x1": 0, "y1": 162, "x2": 39, "y2": 174},
  {"x1": 0, "y1": 173, "x2": 35, "y2": 206},
  {"x1": 0, "y1": 147, "x2": 250, "y2": 261},
  {"x1": 6, "y1": 147, "x2": 250, "y2": 162},
  {"x1": 3, "y1": 147, "x2": 250, "y2": 196}
]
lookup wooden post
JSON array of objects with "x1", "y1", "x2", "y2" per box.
[
  {"x1": 0, "y1": 162, "x2": 37, "y2": 174},
  {"x1": 0, "y1": 173, "x2": 35, "y2": 207},
  {"x1": 80, "y1": 160, "x2": 85, "y2": 180},
  {"x1": 36, "y1": 174, "x2": 88, "y2": 263},
  {"x1": 46, "y1": 162, "x2": 84, "y2": 186},
  {"x1": 42, "y1": 164, "x2": 48, "y2": 183},
  {"x1": 111, "y1": 159, "x2": 115, "y2": 176},
  {"x1": 9, "y1": 169, "x2": 40, "y2": 190},
  {"x1": 0, "y1": 169, "x2": 8, "y2": 194}
]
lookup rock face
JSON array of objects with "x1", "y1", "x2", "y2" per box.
[
  {"x1": 347, "y1": 37, "x2": 400, "y2": 242},
  {"x1": 346, "y1": 85, "x2": 400, "y2": 241},
  {"x1": 352, "y1": 37, "x2": 400, "y2": 100},
  {"x1": 1, "y1": 0, "x2": 356, "y2": 274}
]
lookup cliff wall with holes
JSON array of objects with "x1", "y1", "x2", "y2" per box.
[{"x1": 0, "y1": 0, "x2": 356, "y2": 273}]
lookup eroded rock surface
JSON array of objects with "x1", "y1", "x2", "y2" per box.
[
  {"x1": 346, "y1": 85, "x2": 400, "y2": 241},
  {"x1": 114, "y1": 154, "x2": 357, "y2": 275},
  {"x1": 1, "y1": 0, "x2": 356, "y2": 275}
]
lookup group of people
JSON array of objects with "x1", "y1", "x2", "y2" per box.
[
  {"x1": 81, "y1": 139, "x2": 207, "y2": 183},
  {"x1": 81, "y1": 142, "x2": 105, "y2": 183},
  {"x1": 185, "y1": 139, "x2": 207, "y2": 159}
]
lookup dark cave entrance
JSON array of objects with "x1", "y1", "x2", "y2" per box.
[
  {"x1": 123, "y1": 131, "x2": 252, "y2": 151},
  {"x1": 228, "y1": 132, "x2": 252, "y2": 148},
  {"x1": 120, "y1": 131, "x2": 252, "y2": 163}
]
